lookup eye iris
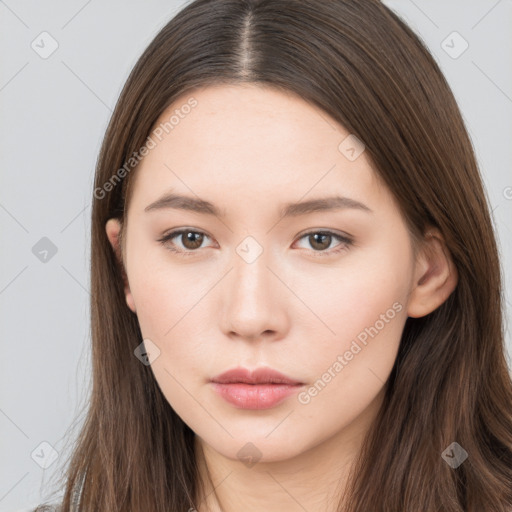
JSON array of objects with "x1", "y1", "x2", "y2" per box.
[
  {"x1": 182, "y1": 231, "x2": 203, "y2": 250},
  {"x1": 309, "y1": 233, "x2": 331, "y2": 251}
]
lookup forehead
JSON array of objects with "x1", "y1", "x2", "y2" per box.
[{"x1": 128, "y1": 84, "x2": 387, "y2": 215}]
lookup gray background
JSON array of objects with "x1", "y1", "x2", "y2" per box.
[{"x1": 1, "y1": 1, "x2": 511, "y2": 510}]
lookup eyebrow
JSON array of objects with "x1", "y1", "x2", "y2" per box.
[{"x1": 144, "y1": 192, "x2": 373, "y2": 217}]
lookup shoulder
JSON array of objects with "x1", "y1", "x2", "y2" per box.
[{"x1": 25, "y1": 503, "x2": 62, "y2": 512}]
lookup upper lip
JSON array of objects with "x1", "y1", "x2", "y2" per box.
[{"x1": 211, "y1": 367, "x2": 303, "y2": 385}]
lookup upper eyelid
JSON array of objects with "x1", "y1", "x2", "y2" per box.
[{"x1": 160, "y1": 227, "x2": 349, "y2": 239}]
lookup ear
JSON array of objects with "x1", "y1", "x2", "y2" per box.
[
  {"x1": 105, "y1": 218, "x2": 136, "y2": 313},
  {"x1": 407, "y1": 228, "x2": 458, "y2": 318}
]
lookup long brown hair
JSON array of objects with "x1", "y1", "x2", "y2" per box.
[{"x1": 35, "y1": 0, "x2": 512, "y2": 510}]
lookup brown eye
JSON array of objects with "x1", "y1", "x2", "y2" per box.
[
  {"x1": 157, "y1": 229, "x2": 212, "y2": 255},
  {"x1": 180, "y1": 231, "x2": 204, "y2": 250},
  {"x1": 294, "y1": 230, "x2": 353, "y2": 256},
  {"x1": 308, "y1": 233, "x2": 332, "y2": 251}
]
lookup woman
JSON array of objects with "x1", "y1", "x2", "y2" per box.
[{"x1": 35, "y1": 0, "x2": 512, "y2": 510}]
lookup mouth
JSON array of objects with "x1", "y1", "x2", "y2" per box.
[{"x1": 210, "y1": 366, "x2": 304, "y2": 410}]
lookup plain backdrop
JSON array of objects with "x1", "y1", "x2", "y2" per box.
[{"x1": 1, "y1": 1, "x2": 511, "y2": 510}]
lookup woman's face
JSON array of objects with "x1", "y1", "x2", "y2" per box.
[{"x1": 110, "y1": 84, "x2": 420, "y2": 463}]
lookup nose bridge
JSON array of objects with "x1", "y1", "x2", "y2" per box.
[{"x1": 234, "y1": 239, "x2": 270, "y2": 298}]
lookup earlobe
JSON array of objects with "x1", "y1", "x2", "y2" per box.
[
  {"x1": 105, "y1": 218, "x2": 137, "y2": 314},
  {"x1": 407, "y1": 229, "x2": 458, "y2": 318}
]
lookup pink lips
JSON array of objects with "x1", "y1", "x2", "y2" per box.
[{"x1": 210, "y1": 367, "x2": 304, "y2": 410}]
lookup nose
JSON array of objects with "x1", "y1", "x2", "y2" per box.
[{"x1": 220, "y1": 245, "x2": 290, "y2": 342}]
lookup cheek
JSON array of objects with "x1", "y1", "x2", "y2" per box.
[
  {"x1": 290, "y1": 240, "x2": 412, "y2": 349},
  {"x1": 127, "y1": 246, "x2": 208, "y2": 339},
  {"x1": 127, "y1": 252, "x2": 218, "y2": 388},
  {"x1": 289, "y1": 241, "x2": 412, "y2": 407},
  {"x1": 129, "y1": 263, "x2": 212, "y2": 409}
]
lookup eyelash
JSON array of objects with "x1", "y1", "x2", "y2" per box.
[{"x1": 157, "y1": 228, "x2": 353, "y2": 258}]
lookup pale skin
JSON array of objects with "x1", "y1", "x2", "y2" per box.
[{"x1": 105, "y1": 83, "x2": 458, "y2": 512}]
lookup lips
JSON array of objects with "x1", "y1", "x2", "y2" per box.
[
  {"x1": 210, "y1": 367, "x2": 304, "y2": 410},
  {"x1": 211, "y1": 367, "x2": 303, "y2": 385}
]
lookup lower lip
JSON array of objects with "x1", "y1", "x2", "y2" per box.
[{"x1": 210, "y1": 382, "x2": 303, "y2": 410}]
